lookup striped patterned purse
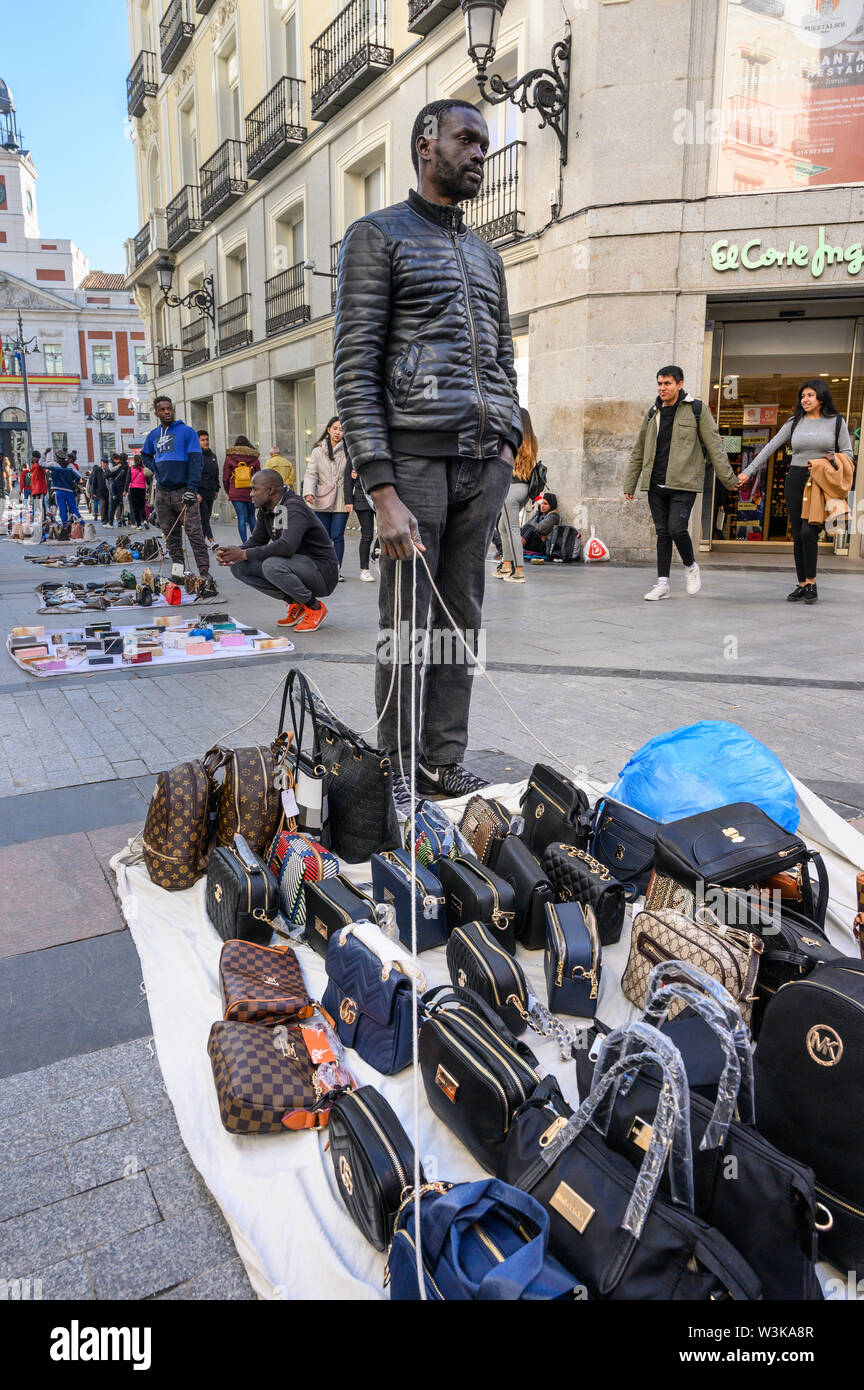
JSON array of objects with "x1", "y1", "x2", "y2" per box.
[{"x1": 268, "y1": 830, "x2": 339, "y2": 927}]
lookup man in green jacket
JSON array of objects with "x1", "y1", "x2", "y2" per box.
[{"x1": 624, "y1": 365, "x2": 741, "y2": 600}]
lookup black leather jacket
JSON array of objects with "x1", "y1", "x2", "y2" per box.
[{"x1": 334, "y1": 189, "x2": 522, "y2": 492}]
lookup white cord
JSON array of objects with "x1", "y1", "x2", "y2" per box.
[{"x1": 407, "y1": 547, "x2": 426, "y2": 1301}]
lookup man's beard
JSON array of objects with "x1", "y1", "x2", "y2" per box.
[{"x1": 433, "y1": 152, "x2": 483, "y2": 202}]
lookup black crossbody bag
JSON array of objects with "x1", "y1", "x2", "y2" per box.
[
  {"x1": 438, "y1": 856, "x2": 517, "y2": 954},
  {"x1": 328, "y1": 1086, "x2": 425, "y2": 1252},
  {"x1": 518, "y1": 764, "x2": 592, "y2": 859},
  {"x1": 205, "y1": 834, "x2": 279, "y2": 946},
  {"x1": 542, "y1": 843, "x2": 626, "y2": 946}
]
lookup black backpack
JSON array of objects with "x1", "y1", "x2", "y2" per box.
[
  {"x1": 545, "y1": 525, "x2": 582, "y2": 562},
  {"x1": 754, "y1": 959, "x2": 864, "y2": 1275}
]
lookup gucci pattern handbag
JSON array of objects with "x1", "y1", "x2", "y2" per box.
[
  {"x1": 207, "y1": 1020, "x2": 327, "y2": 1133},
  {"x1": 622, "y1": 906, "x2": 763, "y2": 1025},
  {"x1": 541, "y1": 843, "x2": 627, "y2": 946},
  {"x1": 219, "y1": 939, "x2": 312, "y2": 1025}
]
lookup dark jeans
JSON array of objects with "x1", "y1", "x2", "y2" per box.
[
  {"x1": 199, "y1": 494, "x2": 215, "y2": 542},
  {"x1": 357, "y1": 508, "x2": 375, "y2": 569},
  {"x1": 376, "y1": 453, "x2": 511, "y2": 768},
  {"x1": 232, "y1": 499, "x2": 256, "y2": 544},
  {"x1": 317, "y1": 511, "x2": 349, "y2": 567},
  {"x1": 521, "y1": 524, "x2": 546, "y2": 555},
  {"x1": 231, "y1": 554, "x2": 332, "y2": 608},
  {"x1": 128, "y1": 488, "x2": 147, "y2": 526},
  {"x1": 109, "y1": 489, "x2": 126, "y2": 526},
  {"x1": 647, "y1": 485, "x2": 697, "y2": 577},
  {"x1": 785, "y1": 466, "x2": 821, "y2": 582},
  {"x1": 154, "y1": 486, "x2": 210, "y2": 576}
]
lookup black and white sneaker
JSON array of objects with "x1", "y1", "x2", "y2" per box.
[
  {"x1": 197, "y1": 575, "x2": 219, "y2": 601},
  {"x1": 391, "y1": 773, "x2": 421, "y2": 821},
  {"x1": 416, "y1": 762, "x2": 489, "y2": 799}
]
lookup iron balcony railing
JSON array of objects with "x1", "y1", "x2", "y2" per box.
[
  {"x1": 311, "y1": 0, "x2": 393, "y2": 122},
  {"x1": 463, "y1": 141, "x2": 526, "y2": 243},
  {"x1": 134, "y1": 224, "x2": 152, "y2": 266},
  {"x1": 727, "y1": 95, "x2": 779, "y2": 149},
  {"x1": 182, "y1": 318, "x2": 210, "y2": 369},
  {"x1": 195, "y1": 0, "x2": 216, "y2": 11},
  {"x1": 265, "y1": 263, "x2": 311, "y2": 337},
  {"x1": 167, "y1": 185, "x2": 205, "y2": 250},
  {"x1": 91, "y1": 373, "x2": 115, "y2": 387},
  {"x1": 135, "y1": 371, "x2": 149, "y2": 386},
  {"x1": 157, "y1": 347, "x2": 175, "y2": 376},
  {"x1": 407, "y1": 0, "x2": 460, "y2": 35},
  {"x1": 200, "y1": 140, "x2": 248, "y2": 219},
  {"x1": 160, "y1": 0, "x2": 195, "y2": 75},
  {"x1": 217, "y1": 294, "x2": 253, "y2": 355},
  {"x1": 330, "y1": 239, "x2": 342, "y2": 311},
  {"x1": 127, "y1": 51, "x2": 158, "y2": 119},
  {"x1": 246, "y1": 78, "x2": 308, "y2": 179}
]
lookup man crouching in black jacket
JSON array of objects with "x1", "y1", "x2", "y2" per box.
[
  {"x1": 217, "y1": 470, "x2": 338, "y2": 633},
  {"x1": 334, "y1": 98, "x2": 523, "y2": 814}
]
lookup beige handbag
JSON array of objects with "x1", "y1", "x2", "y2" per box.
[{"x1": 622, "y1": 906, "x2": 763, "y2": 1026}]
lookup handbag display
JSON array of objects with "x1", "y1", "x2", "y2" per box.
[
  {"x1": 750, "y1": 904, "x2": 843, "y2": 1033},
  {"x1": 579, "y1": 968, "x2": 823, "y2": 1301},
  {"x1": 205, "y1": 834, "x2": 279, "y2": 946},
  {"x1": 142, "y1": 750, "x2": 222, "y2": 891},
  {"x1": 446, "y1": 921, "x2": 530, "y2": 1036},
  {"x1": 387, "y1": 1178, "x2": 578, "y2": 1301},
  {"x1": 458, "y1": 795, "x2": 512, "y2": 869},
  {"x1": 207, "y1": 1020, "x2": 327, "y2": 1133},
  {"x1": 542, "y1": 843, "x2": 626, "y2": 947},
  {"x1": 322, "y1": 925, "x2": 421, "y2": 1076},
  {"x1": 267, "y1": 830, "x2": 339, "y2": 928},
  {"x1": 754, "y1": 959, "x2": 864, "y2": 1275},
  {"x1": 499, "y1": 1035, "x2": 762, "y2": 1301},
  {"x1": 622, "y1": 906, "x2": 763, "y2": 1026},
  {"x1": 519, "y1": 764, "x2": 592, "y2": 859},
  {"x1": 590, "y1": 797, "x2": 659, "y2": 898},
  {"x1": 438, "y1": 856, "x2": 516, "y2": 954},
  {"x1": 494, "y1": 835, "x2": 554, "y2": 950},
  {"x1": 654, "y1": 802, "x2": 829, "y2": 929},
  {"x1": 328, "y1": 1086, "x2": 425, "y2": 1251},
  {"x1": 211, "y1": 745, "x2": 283, "y2": 857},
  {"x1": 219, "y1": 938, "x2": 312, "y2": 1025},
  {"x1": 418, "y1": 988, "x2": 541, "y2": 1173},
  {"x1": 403, "y1": 801, "x2": 472, "y2": 869},
  {"x1": 303, "y1": 874, "x2": 378, "y2": 960},
  {"x1": 544, "y1": 902, "x2": 601, "y2": 1019},
  {"x1": 370, "y1": 848, "x2": 447, "y2": 953}
]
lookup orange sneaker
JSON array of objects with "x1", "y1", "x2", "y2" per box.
[
  {"x1": 278, "y1": 603, "x2": 304, "y2": 627},
  {"x1": 293, "y1": 602, "x2": 327, "y2": 632}
]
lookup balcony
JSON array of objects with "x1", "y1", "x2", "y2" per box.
[
  {"x1": 160, "y1": 0, "x2": 194, "y2": 75},
  {"x1": 127, "y1": 51, "x2": 158, "y2": 119},
  {"x1": 200, "y1": 140, "x2": 248, "y2": 220},
  {"x1": 167, "y1": 185, "x2": 205, "y2": 250},
  {"x1": 157, "y1": 347, "x2": 175, "y2": 377},
  {"x1": 246, "y1": 78, "x2": 307, "y2": 180},
  {"x1": 134, "y1": 225, "x2": 152, "y2": 267},
  {"x1": 217, "y1": 294, "x2": 253, "y2": 355},
  {"x1": 331, "y1": 239, "x2": 342, "y2": 311},
  {"x1": 407, "y1": 0, "x2": 460, "y2": 34},
  {"x1": 135, "y1": 371, "x2": 149, "y2": 386},
  {"x1": 463, "y1": 141, "x2": 526, "y2": 243},
  {"x1": 727, "y1": 95, "x2": 778, "y2": 149},
  {"x1": 181, "y1": 318, "x2": 210, "y2": 369},
  {"x1": 195, "y1": 0, "x2": 216, "y2": 11},
  {"x1": 91, "y1": 373, "x2": 115, "y2": 387},
  {"x1": 311, "y1": 0, "x2": 393, "y2": 123},
  {"x1": 265, "y1": 264, "x2": 311, "y2": 337}
]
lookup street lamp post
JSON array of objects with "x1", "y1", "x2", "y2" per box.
[
  {"x1": 155, "y1": 254, "x2": 216, "y2": 327},
  {"x1": 86, "y1": 409, "x2": 113, "y2": 463},
  {"x1": 3, "y1": 310, "x2": 40, "y2": 465}
]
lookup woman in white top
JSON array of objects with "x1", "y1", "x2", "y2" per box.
[
  {"x1": 740, "y1": 379, "x2": 852, "y2": 605},
  {"x1": 303, "y1": 416, "x2": 353, "y2": 576}
]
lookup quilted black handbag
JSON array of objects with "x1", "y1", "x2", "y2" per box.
[
  {"x1": 205, "y1": 835, "x2": 278, "y2": 945},
  {"x1": 446, "y1": 921, "x2": 531, "y2": 1035},
  {"x1": 329, "y1": 1086, "x2": 425, "y2": 1251},
  {"x1": 494, "y1": 835, "x2": 554, "y2": 950},
  {"x1": 542, "y1": 843, "x2": 626, "y2": 946},
  {"x1": 519, "y1": 764, "x2": 592, "y2": 859},
  {"x1": 590, "y1": 797, "x2": 659, "y2": 898}
]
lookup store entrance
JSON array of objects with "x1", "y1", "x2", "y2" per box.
[{"x1": 702, "y1": 302, "x2": 863, "y2": 555}]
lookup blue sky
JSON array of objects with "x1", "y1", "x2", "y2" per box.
[{"x1": 3, "y1": 1, "x2": 137, "y2": 273}]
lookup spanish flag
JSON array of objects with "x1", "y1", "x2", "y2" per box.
[{"x1": 0, "y1": 339, "x2": 6, "y2": 375}]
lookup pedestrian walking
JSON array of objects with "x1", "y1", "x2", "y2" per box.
[
  {"x1": 218, "y1": 470, "x2": 338, "y2": 631},
  {"x1": 334, "y1": 97, "x2": 522, "y2": 811},
  {"x1": 624, "y1": 364, "x2": 741, "y2": 601},
  {"x1": 223, "y1": 435, "x2": 261, "y2": 544},
  {"x1": 521, "y1": 492, "x2": 560, "y2": 557},
  {"x1": 30, "y1": 450, "x2": 48, "y2": 536},
  {"x1": 127, "y1": 456, "x2": 149, "y2": 528},
  {"x1": 197, "y1": 430, "x2": 220, "y2": 548},
  {"x1": 347, "y1": 460, "x2": 376, "y2": 581},
  {"x1": 107, "y1": 453, "x2": 130, "y2": 527},
  {"x1": 46, "y1": 459, "x2": 83, "y2": 526},
  {"x1": 739, "y1": 379, "x2": 853, "y2": 606},
  {"x1": 18, "y1": 462, "x2": 31, "y2": 504},
  {"x1": 496, "y1": 407, "x2": 539, "y2": 583},
  {"x1": 88, "y1": 458, "x2": 110, "y2": 523},
  {"x1": 140, "y1": 395, "x2": 216, "y2": 596},
  {"x1": 267, "y1": 445, "x2": 295, "y2": 491},
  {"x1": 303, "y1": 418, "x2": 353, "y2": 575}
]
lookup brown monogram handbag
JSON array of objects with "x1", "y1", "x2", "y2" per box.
[
  {"x1": 143, "y1": 750, "x2": 223, "y2": 891},
  {"x1": 211, "y1": 745, "x2": 284, "y2": 856},
  {"x1": 207, "y1": 1020, "x2": 327, "y2": 1133},
  {"x1": 622, "y1": 906, "x2": 763, "y2": 1026}
]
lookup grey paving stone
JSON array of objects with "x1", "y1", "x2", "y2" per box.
[
  {"x1": 0, "y1": 1087, "x2": 131, "y2": 1167},
  {"x1": 0, "y1": 1174, "x2": 159, "y2": 1275},
  {"x1": 65, "y1": 1111, "x2": 184, "y2": 1193},
  {"x1": 45, "y1": 1038, "x2": 156, "y2": 1100},
  {"x1": 146, "y1": 1151, "x2": 215, "y2": 1219},
  {"x1": 111, "y1": 761, "x2": 148, "y2": 778},
  {"x1": 153, "y1": 1257, "x2": 255, "y2": 1301},
  {"x1": 85, "y1": 1203, "x2": 236, "y2": 1300},
  {"x1": 0, "y1": 1066, "x2": 51, "y2": 1120},
  {"x1": 0, "y1": 1151, "x2": 73, "y2": 1222},
  {"x1": 3, "y1": 1255, "x2": 94, "y2": 1302},
  {"x1": 120, "y1": 1066, "x2": 172, "y2": 1121}
]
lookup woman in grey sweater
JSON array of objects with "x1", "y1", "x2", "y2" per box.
[{"x1": 740, "y1": 380, "x2": 852, "y2": 604}]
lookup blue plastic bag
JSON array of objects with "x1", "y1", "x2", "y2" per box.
[{"x1": 609, "y1": 721, "x2": 799, "y2": 832}]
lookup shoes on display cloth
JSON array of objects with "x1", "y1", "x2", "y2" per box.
[
  {"x1": 293, "y1": 602, "x2": 327, "y2": 632},
  {"x1": 197, "y1": 575, "x2": 219, "y2": 601},
  {"x1": 416, "y1": 762, "x2": 489, "y2": 798},
  {"x1": 644, "y1": 580, "x2": 671, "y2": 601}
]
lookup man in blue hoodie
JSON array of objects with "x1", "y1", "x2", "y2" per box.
[
  {"x1": 46, "y1": 458, "x2": 83, "y2": 526},
  {"x1": 141, "y1": 396, "x2": 215, "y2": 593}
]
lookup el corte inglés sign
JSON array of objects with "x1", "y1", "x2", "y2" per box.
[{"x1": 711, "y1": 226, "x2": 864, "y2": 278}]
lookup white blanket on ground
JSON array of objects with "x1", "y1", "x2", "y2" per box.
[{"x1": 111, "y1": 776, "x2": 864, "y2": 1302}]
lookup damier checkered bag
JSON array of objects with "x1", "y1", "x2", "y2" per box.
[
  {"x1": 219, "y1": 939, "x2": 313, "y2": 1025},
  {"x1": 267, "y1": 830, "x2": 339, "y2": 927},
  {"x1": 207, "y1": 1020, "x2": 327, "y2": 1134}
]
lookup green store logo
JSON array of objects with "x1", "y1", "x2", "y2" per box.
[{"x1": 711, "y1": 226, "x2": 864, "y2": 279}]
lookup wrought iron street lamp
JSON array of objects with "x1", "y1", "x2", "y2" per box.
[
  {"x1": 2, "y1": 310, "x2": 40, "y2": 464},
  {"x1": 86, "y1": 408, "x2": 113, "y2": 462},
  {"x1": 155, "y1": 254, "x2": 216, "y2": 328},
  {"x1": 460, "y1": 0, "x2": 572, "y2": 165},
  {"x1": 302, "y1": 258, "x2": 336, "y2": 281}
]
